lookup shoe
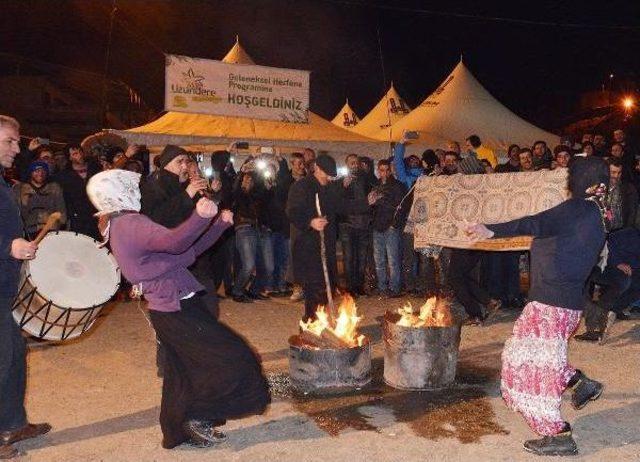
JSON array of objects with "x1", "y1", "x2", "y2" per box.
[
  {"x1": 270, "y1": 289, "x2": 292, "y2": 298},
  {"x1": 599, "y1": 311, "x2": 617, "y2": 345},
  {"x1": 186, "y1": 438, "x2": 215, "y2": 448},
  {"x1": 0, "y1": 423, "x2": 51, "y2": 446},
  {"x1": 570, "y1": 371, "x2": 603, "y2": 410},
  {"x1": 232, "y1": 295, "x2": 253, "y2": 303},
  {"x1": 290, "y1": 287, "x2": 304, "y2": 302},
  {"x1": 463, "y1": 317, "x2": 483, "y2": 326},
  {"x1": 574, "y1": 331, "x2": 600, "y2": 342},
  {"x1": 616, "y1": 312, "x2": 630, "y2": 321},
  {"x1": 244, "y1": 291, "x2": 269, "y2": 300},
  {"x1": 183, "y1": 420, "x2": 227, "y2": 445},
  {"x1": 0, "y1": 445, "x2": 18, "y2": 460},
  {"x1": 507, "y1": 296, "x2": 525, "y2": 310},
  {"x1": 483, "y1": 299, "x2": 502, "y2": 321},
  {"x1": 523, "y1": 424, "x2": 578, "y2": 456}
]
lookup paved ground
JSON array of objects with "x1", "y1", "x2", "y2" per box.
[{"x1": 13, "y1": 294, "x2": 640, "y2": 461}]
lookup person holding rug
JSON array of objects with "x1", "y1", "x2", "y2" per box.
[
  {"x1": 464, "y1": 156, "x2": 609, "y2": 457},
  {"x1": 87, "y1": 170, "x2": 269, "y2": 450}
]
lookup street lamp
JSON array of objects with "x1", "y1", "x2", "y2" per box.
[{"x1": 623, "y1": 97, "x2": 634, "y2": 111}]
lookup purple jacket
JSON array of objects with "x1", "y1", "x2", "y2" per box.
[{"x1": 109, "y1": 211, "x2": 231, "y2": 312}]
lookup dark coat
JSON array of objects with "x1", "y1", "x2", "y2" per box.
[
  {"x1": 0, "y1": 174, "x2": 23, "y2": 298},
  {"x1": 621, "y1": 182, "x2": 639, "y2": 229},
  {"x1": 488, "y1": 198, "x2": 605, "y2": 311},
  {"x1": 54, "y1": 161, "x2": 101, "y2": 239},
  {"x1": 141, "y1": 169, "x2": 195, "y2": 228},
  {"x1": 371, "y1": 177, "x2": 407, "y2": 232},
  {"x1": 287, "y1": 175, "x2": 368, "y2": 285},
  {"x1": 339, "y1": 172, "x2": 371, "y2": 229}
]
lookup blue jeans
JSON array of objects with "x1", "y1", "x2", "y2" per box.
[
  {"x1": 272, "y1": 232, "x2": 290, "y2": 291},
  {"x1": 373, "y1": 228, "x2": 402, "y2": 293},
  {"x1": 234, "y1": 226, "x2": 275, "y2": 296}
]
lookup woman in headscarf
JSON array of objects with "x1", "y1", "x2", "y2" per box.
[
  {"x1": 464, "y1": 156, "x2": 610, "y2": 457},
  {"x1": 86, "y1": 170, "x2": 269, "y2": 450}
]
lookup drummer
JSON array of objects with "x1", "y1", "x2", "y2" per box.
[
  {"x1": 0, "y1": 115, "x2": 51, "y2": 459},
  {"x1": 86, "y1": 170, "x2": 270, "y2": 449}
]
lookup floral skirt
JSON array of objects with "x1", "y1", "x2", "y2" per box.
[{"x1": 501, "y1": 301, "x2": 581, "y2": 436}]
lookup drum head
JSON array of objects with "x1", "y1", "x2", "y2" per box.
[{"x1": 27, "y1": 231, "x2": 120, "y2": 309}]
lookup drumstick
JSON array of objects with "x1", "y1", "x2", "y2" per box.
[{"x1": 33, "y1": 212, "x2": 62, "y2": 245}]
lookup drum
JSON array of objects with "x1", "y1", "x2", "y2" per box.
[{"x1": 12, "y1": 231, "x2": 121, "y2": 341}]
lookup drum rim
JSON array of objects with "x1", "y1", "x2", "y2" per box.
[{"x1": 25, "y1": 230, "x2": 121, "y2": 309}]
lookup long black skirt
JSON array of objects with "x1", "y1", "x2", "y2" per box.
[{"x1": 149, "y1": 294, "x2": 270, "y2": 449}]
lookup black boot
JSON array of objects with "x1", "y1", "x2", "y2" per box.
[
  {"x1": 569, "y1": 370, "x2": 604, "y2": 410},
  {"x1": 574, "y1": 331, "x2": 601, "y2": 342},
  {"x1": 523, "y1": 423, "x2": 578, "y2": 456}
]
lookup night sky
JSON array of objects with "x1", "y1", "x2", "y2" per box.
[{"x1": 2, "y1": 0, "x2": 639, "y2": 129}]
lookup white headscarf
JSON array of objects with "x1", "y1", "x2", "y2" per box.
[
  {"x1": 87, "y1": 169, "x2": 142, "y2": 215},
  {"x1": 87, "y1": 170, "x2": 142, "y2": 245}
]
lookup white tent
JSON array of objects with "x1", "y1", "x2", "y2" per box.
[
  {"x1": 331, "y1": 99, "x2": 360, "y2": 129},
  {"x1": 221, "y1": 36, "x2": 255, "y2": 64},
  {"x1": 108, "y1": 39, "x2": 389, "y2": 158},
  {"x1": 375, "y1": 60, "x2": 559, "y2": 151},
  {"x1": 352, "y1": 83, "x2": 411, "y2": 139}
]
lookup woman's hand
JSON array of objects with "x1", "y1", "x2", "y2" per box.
[
  {"x1": 219, "y1": 210, "x2": 234, "y2": 225},
  {"x1": 196, "y1": 198, "x2": 218, "y2": 218},
  {"x1": 463, "y1": 222, "x2": 494, "y2": 240}
]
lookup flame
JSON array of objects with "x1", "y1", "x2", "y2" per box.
[
  {"x1": 396, "y1": 297, "x2": 454, "y2": 328},
  {"x1": 299, "y1": 294, "x2": 365, "y2": 347}
]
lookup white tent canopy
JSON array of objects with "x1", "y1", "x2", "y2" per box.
[
  {"x1": 108, "y1": 39, "x2": 389, "y2": 159},
  {"x1": 353, "y1": 83, "x2": 411, "y2": 139},
  {"x1": 375, "y1": 60, "x2": 559, "y2": 152},
  {"x1": 331, "y1": 99, "x2": 360, "y2": 129}
]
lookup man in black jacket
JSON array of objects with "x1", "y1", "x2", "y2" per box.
[
  {"x1": 141, "y1": 145, "x2": 208, "y2": 227},
  {"x1": 208, "y1": 150, "x2": 236, "y2": 297},
  {"x1": 369, "y1": 159, "x2": 406, "y2": 297},
  {"x1": 55, "y1": 143, "x2": 101, "y2": 239},
  {"x1": 140, "y1": 145, "x2": 212, "y2": 375},
  {"x1": 287, "y1": 154, "x2": 369, "y2": 320},
  {"x1": 339, "y1": 153, "x2": 371, "y2": 295},
  {"x1": 0, "y1": 115, "x2": 51, "y2": 459}
]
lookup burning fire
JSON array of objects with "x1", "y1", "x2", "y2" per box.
[
  {"x1": 396, "y1": 297, "x2": 454, "y2": 328},
  {"x1": 299, "y1": 294, "x2": 366, "y2": 348}
]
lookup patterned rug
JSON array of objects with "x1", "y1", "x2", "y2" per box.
[{"x1": 407, "y1": 169, "x2": 569, "y2": 251}]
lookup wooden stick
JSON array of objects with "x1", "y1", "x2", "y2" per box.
[
  {"x1": 315, "y1": 193, "x2": 336, "y2": 321},
  {"x1": 33, "y1": 212, "x2": 62, "y2": 245}
]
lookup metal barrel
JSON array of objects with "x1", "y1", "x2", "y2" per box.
[
  {"x1": 383, "y1": 313, "x2": 461, "y2": 390},
  {"x1": 288, "y1": 335, "x2": 371, "y2": 394}
]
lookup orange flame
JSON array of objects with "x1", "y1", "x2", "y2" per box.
[
  {"x1": 299, "y1": 294, "x2": 365, "y2": 347},
  {"x1": 396, "y1": 297, "x2": 454, "y2": 328}
]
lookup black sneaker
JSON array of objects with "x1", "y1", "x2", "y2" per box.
[
  {"x1": 570, "y1": 371, "x2": 603, "y2": 410},
  {"x1": 232, "y1": 294, "x2": 253, "y2": 303},
  {"x1": 574, "y1": 331, "x2": 601, "y2": 342},
  {"x1": 183, "y1": 420, "x2": 227, "y2": 445},
  {"x1": 523, "y1": 425, "x2": 578, "y2": 456}
]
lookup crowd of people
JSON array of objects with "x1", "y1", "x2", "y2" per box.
[
  {"x1": 3, "y1": 128, "x2": 640, "y2": 339},
  {"x1": 2, "y1": 112, "x2": 640, "y2": 457}
]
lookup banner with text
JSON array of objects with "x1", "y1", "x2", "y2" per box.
[{"x1": 165, "y1": 54, "x2": 310, "y2": 123}]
